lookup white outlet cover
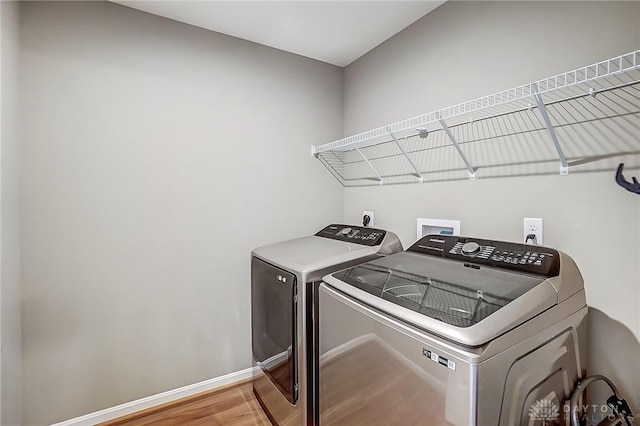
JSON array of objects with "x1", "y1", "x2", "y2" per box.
[{"x1": 523, "y1": 218, "x2": 543, "y2": 245}]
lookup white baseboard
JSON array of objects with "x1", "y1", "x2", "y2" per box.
[{"x1": 50, "y1": 366, "x2": 256, "y2": 426}]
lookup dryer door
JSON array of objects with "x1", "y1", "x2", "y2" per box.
[{"x1": 251, "y1": 257, "x2": 298, "y2": 404}]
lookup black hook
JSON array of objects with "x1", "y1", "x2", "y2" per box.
[{"x1": 615, "y1": 163, "x2": 640, "y2": 194}]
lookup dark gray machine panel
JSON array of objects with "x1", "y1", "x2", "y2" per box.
[
  {"x1": 408, "y1": 235, "x2": 560, "y2": 277},
  {"x1": 315, "y1": 224, "x2": 387, "y2": 246}
]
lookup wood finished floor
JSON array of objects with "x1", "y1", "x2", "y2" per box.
[{"x1": 99, "y1": 381, "x2": 272, "y2": 426}]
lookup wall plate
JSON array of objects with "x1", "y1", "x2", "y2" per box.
[
  {"x1": 523, "y1": 217, "x2": 543, "y2": 245},
  {"x1": 417, "y1": 218, "x2": 461, "y2": 240}
]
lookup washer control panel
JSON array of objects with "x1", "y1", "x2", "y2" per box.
[
  {"x1": 408, "y1": 235, "x2": 560, "y2": 277},
  {"x1": 315, "y1": 224, "x2": 386, "y2": 246}
]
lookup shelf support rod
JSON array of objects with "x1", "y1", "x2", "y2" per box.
[
  {"x1": 389, "y1": 132, "x2": 423, "y2": 183},
  {"x1": 356, "y1": 148, "x2": 384, "y2": 185},
  {"x1": 531, "y1": 83, "x2": 569, "y2": 175},
  {"x1": 438, "y1": 119, "x2": 476, "y2": 180}
]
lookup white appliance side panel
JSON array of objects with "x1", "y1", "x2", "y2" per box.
[{"x1": 319, "y1": 284, "x2": 476, "y2": 426}]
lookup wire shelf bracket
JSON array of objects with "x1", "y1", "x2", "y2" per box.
[
  {"x1": 531, "y1": 83, "x2": 569, "y2": 175},
  {"x1": 357, "y1": 148, "x2": 384, "y2": 185},
  {"x1": 438, "y1": 119, "x2": 477, "y2": 180},
  {"x1": 389, "y1": 130, "x2": 424, "y2": 183}
]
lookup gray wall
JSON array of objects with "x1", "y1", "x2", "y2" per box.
[
  {"x1": 19, "y1": 2, "x2": 343, "y2": 424},
  {"x1": 343, "y1": 0, "x2": 640, "y2": 406},
  {"x1": 1, "y1": 1, "x2": 23, "y2": 425},
  {"x1": 12, "y1": 1, "x2": 640, "y2": 424}
]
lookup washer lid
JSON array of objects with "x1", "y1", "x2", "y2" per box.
[{"x1": 323, "y1": 251, "x2": 560, "y2": 347}]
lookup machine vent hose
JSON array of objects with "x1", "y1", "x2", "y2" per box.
[{"x1": 570, "y1": 375, "x2": 635, "y2": 426}]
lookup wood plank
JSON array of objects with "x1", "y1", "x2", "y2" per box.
[{"x1": 99, "y1": 380, "x2": 272, "y2": 426}]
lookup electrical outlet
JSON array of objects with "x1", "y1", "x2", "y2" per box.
[
  {"x1": 523, "y1": 218, "x2": 543, "y2": 245},
  {"x1": 363, "y1": 210, "x2": 374, "y2": 227}
]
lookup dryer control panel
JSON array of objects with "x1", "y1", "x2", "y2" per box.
[
  {"x1": 408, "y1": 235, "x2": 560, "y2": 277},
  {"x1": 315, "y1": 224, "x2": 386, "y2": 246}
]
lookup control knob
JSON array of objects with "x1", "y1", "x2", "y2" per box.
[
  {"x1": 461, "y1": 241, "x2": 481, "y2": 256},
  {"x1": 340, "y1": 227, "x2": 352, "y2": 236}
]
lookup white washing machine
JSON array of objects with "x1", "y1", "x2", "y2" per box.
[
  {"x1": 320, "y1": 234, "x2": 588, "y2": 425},
  {"x1": 251, "y1": 224, "x2": 402, "y2": 425}
]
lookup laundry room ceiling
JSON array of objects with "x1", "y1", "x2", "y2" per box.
[{"x1": 110, "y1": 1, "x2": 446, "y2": 67}]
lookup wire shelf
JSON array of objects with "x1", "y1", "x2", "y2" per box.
[{"x1": 313, "y1": 50, "x2": 640, "y2": 186}]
